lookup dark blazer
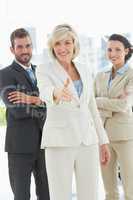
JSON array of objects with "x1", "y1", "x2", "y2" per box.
[{"x1": 0, "y1": 61, "x2": 46, "y2": 153}]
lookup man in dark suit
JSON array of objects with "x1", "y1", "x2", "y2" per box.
[{"x1": 0, "y1": 28, "x2": 49, "y2": 200}]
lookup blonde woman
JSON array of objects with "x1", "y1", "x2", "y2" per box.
[{"x1": 38, "y1": 24, "x2": 110, "y2": 200}]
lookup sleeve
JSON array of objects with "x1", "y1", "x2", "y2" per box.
[
  {"x1": 36, "y1": 64, "x2": 56, "y2": 106},
  {"x1": 0, "y1": 69, "x2": 40, "y2": 119},
  {"x1": 93, "y1": 74, "x2": 112, "y2": 121},
  {"x1": 96, "y1": 80, "x2": 133, "y2": 113},
  {"x1": 89, "y1": 92, "x2": 109, "y2": 145}
]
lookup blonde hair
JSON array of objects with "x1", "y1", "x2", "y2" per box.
[{"x1": 48, "y1": 24, "x2": 80, "y2": 60}]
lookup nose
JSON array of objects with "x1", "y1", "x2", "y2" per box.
[
  {"x1": 21, "y1": 45, "x2": 30, "y2": 54},
  {"x1": 58, "y1": 43, "x2": 67, "y2": 51},
  {"x1": 22, "y1": 47, "x2": 28, "y2": 53},
  {"x1": 110, "y1": 50, "x2": 116, "y2": 57}
]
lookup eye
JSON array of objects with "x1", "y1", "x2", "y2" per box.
[
  {"x1": 17, "y1": 45, "x2": 23, "y2": 49},
  {"x1": 107, "y1": 48, "x2": 112, "y2": 52},
  {"x1": 54, "y1": 41, "x2": 60, "y2": 46},
  {"x1": 66, "y1": 40, "x2": 73, "y2": 45},
  {"x1": 26, "y1": 43, "x2": 32, "y2": 48},
  {"x1": 115, "y1": 48, "x2": 121, "y2": 52},
  {"x1": 65, "y1": 41, "x2": 71, "y2": 44}
]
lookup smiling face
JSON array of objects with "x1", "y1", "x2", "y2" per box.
[
  {"x1": 107, "y1": 40, "x2": 129, "y2": 69},
  {"x1": 53, "y1": 35, "x2": 74, "y2": 64},
  {"x1": 10, "y1": 36, "x2": 32, "y2": 66}
]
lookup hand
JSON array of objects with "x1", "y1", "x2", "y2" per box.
[
  {"x1": 117, "y1": 92, "x2": 128, "y2": 99},
  {"x1": 8, "y1": 91, "x2": 42, "y2": 105},
  {"x1": 100, "y1": 144, "x2": 110, "y2": 166},
  {"x1": 117, "y1": 86, "x2": 133, "y2": 99},
  {"x1": 53, "y1": 78, "x2": 72, "y2": 103}
]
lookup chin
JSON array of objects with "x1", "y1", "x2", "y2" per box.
[
  {"x1": 23, "y1": 58, "x2": 31, "y2": 64},
  {"x1": 20, "y1": 60, "x2": 30, "y2": 66},
  {"x1": 112, "y1": 61, "x2": 118, "y2": 66}
]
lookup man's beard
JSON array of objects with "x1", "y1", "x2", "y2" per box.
[{"x1": 16, "y1": 54, "x2": 32, "y2": 66}]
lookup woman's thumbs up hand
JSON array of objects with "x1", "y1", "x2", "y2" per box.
[
  {"x1": 64, "y1": 78, "x2": 70, "y2": 88},
  {"x1": 53, "y1": 78, "x2": 72, "y2": 104}
]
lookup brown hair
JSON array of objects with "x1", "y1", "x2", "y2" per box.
[
  {"x1": 109, "y1": 34, "x2": 133, "y2": 63},
  {"x1": 10, "y1": 28, "x2": 31, "y2": 48}
]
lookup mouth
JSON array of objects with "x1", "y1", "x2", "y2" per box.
[
  {"x1": 21, "y1": 54, "x2": 30, "y2": 57},
  {"x1": 111, "y1": 58, "x2": 118, "y2": 62},
  {"x1": 21, "y1": 54, "x2": 31, "y2": 61},
  {"x1": 58, "y1": 53, "x2": 68, "y2": 56}
]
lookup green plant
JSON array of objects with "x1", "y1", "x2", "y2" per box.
[{"x1": 0, "y1": 106, "x2": 6, "y2": 126}]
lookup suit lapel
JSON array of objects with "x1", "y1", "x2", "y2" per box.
[
  {"x1": 108, "y1": 72, "x2": 126, "y2": 96},
  {"x1": 107, "y1": 67, "x2": 130, "y2": 97},
  {"x1": 74, "y1": 62, "x2": 86, "y2": 99},
  {"x1": 12, "y1": 61, "x2": 37, "y2": 90}
]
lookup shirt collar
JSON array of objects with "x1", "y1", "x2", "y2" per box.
[
  {"x1": 15, "y1": 59, "x2": 32, "y2": 70},
  {"x1": 115, "y1": 63, "x2": 129, "y2": 75}
]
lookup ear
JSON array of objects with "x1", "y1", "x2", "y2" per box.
[
  {"x1": 10, "y1": 46, "x2": 15, "y2": 55},
  {"x1": 125, "y1": 48, "x2": 129, "y2": 55}
]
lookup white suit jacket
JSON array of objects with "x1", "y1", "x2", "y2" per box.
[{"x1": 37, "y1": 60, "x2": 109, "y2": 148}]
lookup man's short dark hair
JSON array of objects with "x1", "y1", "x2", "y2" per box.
[{"x1": 10, "y1": 28, "x2": 31, "y2": 48}]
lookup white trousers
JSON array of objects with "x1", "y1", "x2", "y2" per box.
[{"x1": 45, "y1": 144, "x2": 100, "y2": 200}]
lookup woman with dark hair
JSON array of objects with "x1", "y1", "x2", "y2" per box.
[{"x1": 95, "y1": 34, "x2": 133, "y2": 200}]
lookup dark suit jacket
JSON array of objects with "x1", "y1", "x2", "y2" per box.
[{"x1": 0, "y1": 61, "x2": 46, "y2": 153}]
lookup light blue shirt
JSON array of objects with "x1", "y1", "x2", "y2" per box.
[
  {"x1": 108, "y1": 63, "x2": 129, "y2": 88},
  {"x1": 73, "y1": 79, "x2": 83, "y2": 97}
]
